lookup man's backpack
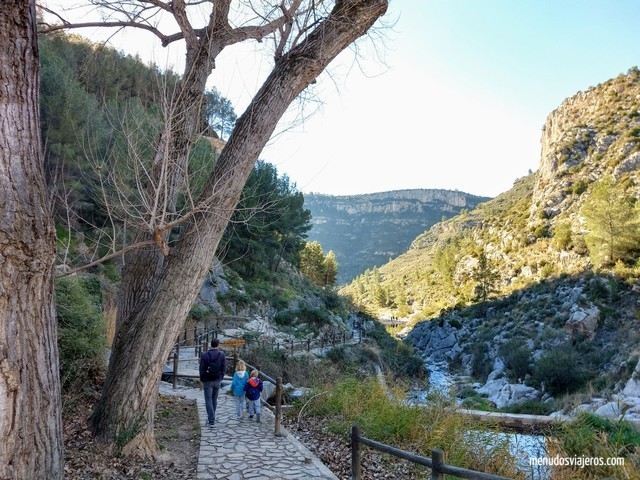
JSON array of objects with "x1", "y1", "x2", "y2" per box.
[{"x1": 205, "y1": 350, "x2": 223, "y2": 380}]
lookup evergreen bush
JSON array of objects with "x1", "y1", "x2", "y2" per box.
[
  {"x1": 498, "y1": 338, "x2": 532, "y2": 382},
  {"x1": 55, "y1": 275, "x2": 106, "y2": 391},
  {"x1": 532, "y1": 347, "x2": 586, "y2": 396}
]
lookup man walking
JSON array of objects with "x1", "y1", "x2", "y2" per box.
[{"x1": 199, "y1": 338, "x2": 227, "y2": 427}]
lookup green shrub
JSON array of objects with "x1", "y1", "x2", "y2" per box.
[
  {"x1": 322, "y1": 289, "x2": 343, "y2": 310},
  {"x1": 532, "y1": 346, "x2": 586, "y2": 396},
  {"x1": 533, "y1": 224, "x2": 549, "y2": 238},
  {"x1": 470, "y1": 342, "x2": 492, "y2": 380},
  {"x1": 217, "y1": 288, "x2": 250, "y2": 311},
  {"x1": 552, "y1": 221, "x2": 573, "y2": 250},
  {"x1": 189, "y1": 304, "x2": 213, "y2": 323},
  {"x1": 448, "y1": 318, "x2": 462, "y2": 329},
  {"x1": 539, "y1": 263, "x2": 555, "y2": 279},
  {"x1": 56, "y1": 275, "x2": 106, "y2": 391},
  {"x1": 498, "y1": 339, "x2": 532, "y2": 382},
  {"x1": 456, "y1": 386, "x2": 478, "y2": 399},
  {"x1": 365, "y1": 321, "x2": 423, "y2": 377},
  {"x1": 572, "y1": 180, "x2": 588, "y2": 195},
  {"x1": 461, "y1": 395, "x2": 494, "y2": 411}
]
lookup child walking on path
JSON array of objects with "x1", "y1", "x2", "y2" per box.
[
  {"x1": 230, "y1": 360, "x2": 248, "y2": 419},
  {"x1": 244, "y1": 369, "x2": 263, "y2": 423}
]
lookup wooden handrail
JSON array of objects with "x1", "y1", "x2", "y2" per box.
[{"x1": 350, "y1": 425, "x2": 513, "y2": 480}]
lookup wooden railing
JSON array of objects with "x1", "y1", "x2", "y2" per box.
[
  {"x1": 350, "y1": 425, "x2": 513, "y2": 480},
  {"x1": 164, "y1": 322, "x2": 364, "y2": 437},
  {"x1": 172, "y1": 325, "x2": 361, "y2": 360}
]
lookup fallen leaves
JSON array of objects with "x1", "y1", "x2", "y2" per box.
[
  {"x1": 63, "y1": 391, "x2": 198, "y2": 479},
  {"x1": 283, "y1": 413, "x2": 422, "y2": 479}
]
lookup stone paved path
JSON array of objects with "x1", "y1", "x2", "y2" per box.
[{"x1": 159, "y1": 382, "x2": 337, "y2": 480}]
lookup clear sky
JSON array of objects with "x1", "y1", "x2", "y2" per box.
[{"x1": 44, "y1": 0, "x2": 640, "y2": 197}]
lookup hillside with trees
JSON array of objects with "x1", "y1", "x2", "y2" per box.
[
  {"x1": 341, "y1": 67, "x2": 640, "y2": 421},
  {"x1": 39, "y1": 28, "x2": 352, "y2": 372},
  {"x1": 305, "y1": 189, "x2": 489, "y2": 283}
]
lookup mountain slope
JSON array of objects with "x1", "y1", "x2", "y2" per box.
[
  {"x1": 342, "y1": 67, "x2": 640, "y2": 415},
  {"x1": 305, "y1": 189, "x2": 489, "y2": 283}
]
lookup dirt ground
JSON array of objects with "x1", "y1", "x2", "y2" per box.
[{"x1": 63, "y1": 393, "x2": 199, "y2": 479}]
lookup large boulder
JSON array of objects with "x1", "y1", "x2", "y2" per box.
[
  {"x1": 261, "y1": 380, "x2": 277, "y2": 401},
  {"x1": 622, "y1": 360, "x2": 640, "y2": 397},
  {"x1": 477, "y1": 377, "x2": 541, "y2": 409},
  {"x1": 594, "y1": 401, "x2": 626, "y2": 418},
  {"x1": 564, "y1": 305, "x2": 600, "y2": 337}
]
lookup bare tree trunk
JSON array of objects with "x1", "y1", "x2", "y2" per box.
[
  {"x1": 90, "y1": 0, "x2": 387, "y2": 456},
  {"x1": 0, "y1": 1, "x2": 63, "y2": 478}
]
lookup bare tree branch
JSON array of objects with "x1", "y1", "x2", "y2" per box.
[{"x1": 56, "y1": 240, "x2": 157, "y2": 277}]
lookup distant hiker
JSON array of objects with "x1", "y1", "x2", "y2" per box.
[
  {"x1": 231, "y1": 360, "x2": 249, "y2": 419},
  {"x1": 199, "y1": 338, "x2": 227, "y2": 428},
  {"x1": 244, "y1": 369, "x2": 263, "y2": 423}
]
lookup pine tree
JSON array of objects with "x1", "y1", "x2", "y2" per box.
[
  {"x1": 323, "y1": 250, "x2": 338, "y2": 286},
  {"x1": 203, "y1": 88, "x2": 237, "y2": 140},
  {"x1": 581, "y1": 176, "x2": 640, "y2": 267},
  {"x1": 472, "y1": 252, "x2": 499, "y2": 302},
  {"x1": 433, "y1": 240, "x2": 458, "y2": 285},
  {"x1": 300, "y1": 241, "x2": 326, "y2": 286}
]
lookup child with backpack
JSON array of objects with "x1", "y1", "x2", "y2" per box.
[
  {"x1": 230, "y1": 360, "x2": 248, "y2": 420},
  {"x1": 244, "y1": 369, "x2": 263, "y2": 423}
]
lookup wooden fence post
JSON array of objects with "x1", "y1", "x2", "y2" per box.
[
  {"x1": 431, "y1": 448, "x2": 444, "y2": 480},
  {"x1": 172, "y1": 350, "x2": 178, "y2": 389},
  {"x1": 233, "y1": 347, "x2": 238, "y2": 371},
  {"x1": 275, "y1": 376, "x2": 283, "y2": 437},
  {"x1": 351, "y1": 424, "x2": 361, "y2": 480}
]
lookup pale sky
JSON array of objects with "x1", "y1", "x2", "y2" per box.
[{"x1": 43, "y1": 0, "x2": 640, "y2": 197}]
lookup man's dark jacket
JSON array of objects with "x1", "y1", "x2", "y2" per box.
[{"x1": 199, "y1": 348, "x2": 227, "y2": 382}]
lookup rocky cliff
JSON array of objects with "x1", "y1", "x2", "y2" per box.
[
  {"x1": 532, "y1": 67, "x2": 640, "y2": 221},
  {"x1": 342, "y1": 67, "x2": 640, "y2": 418},
  {"x1": 305, "y1": 189, "x2": 489, "y2": 283}
]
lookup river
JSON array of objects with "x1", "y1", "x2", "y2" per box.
[{"x1": 408, "y1": 363, "x2": 550, "y2": 480}]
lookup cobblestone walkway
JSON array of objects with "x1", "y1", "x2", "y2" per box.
[{"x1": 159, "y1": 382, "x2": 337, "y2": 480}]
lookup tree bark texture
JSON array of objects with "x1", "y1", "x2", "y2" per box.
[
  {"x1": 0, "y1": 1, "x2": 64, "y2": 478},
  {"x1": 91, "y1": 0, "x2": 388, "y2": 456}
]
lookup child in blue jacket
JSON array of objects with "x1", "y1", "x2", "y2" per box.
[
  {"x1": 230, "y1": 360, "x2": 248, "y2": 419},
  {"x1": 244, "y1": 369, "x2": 263, "y2": 423}
]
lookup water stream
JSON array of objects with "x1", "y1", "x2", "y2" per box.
[{"x1": 408, "y1": 363, "x2": 551, "y2": 480}]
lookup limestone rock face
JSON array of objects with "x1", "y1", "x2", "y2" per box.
[
  {"x1": 410, "y1": 322, "x2": 465, "y2": 363},
  {"x1": 196, "y1": 258, "x2": 229, "y2": 314},
  {"x1": 531, "y1": 69, "x2": 640, "y2": 225}
]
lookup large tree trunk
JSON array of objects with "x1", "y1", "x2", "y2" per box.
[
  {"x1": 90, "y1": 0, "x2": 387, "y2": 456},
  {"x1": 0, "y1": 1, "x2": 64, "y2": 478}
]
